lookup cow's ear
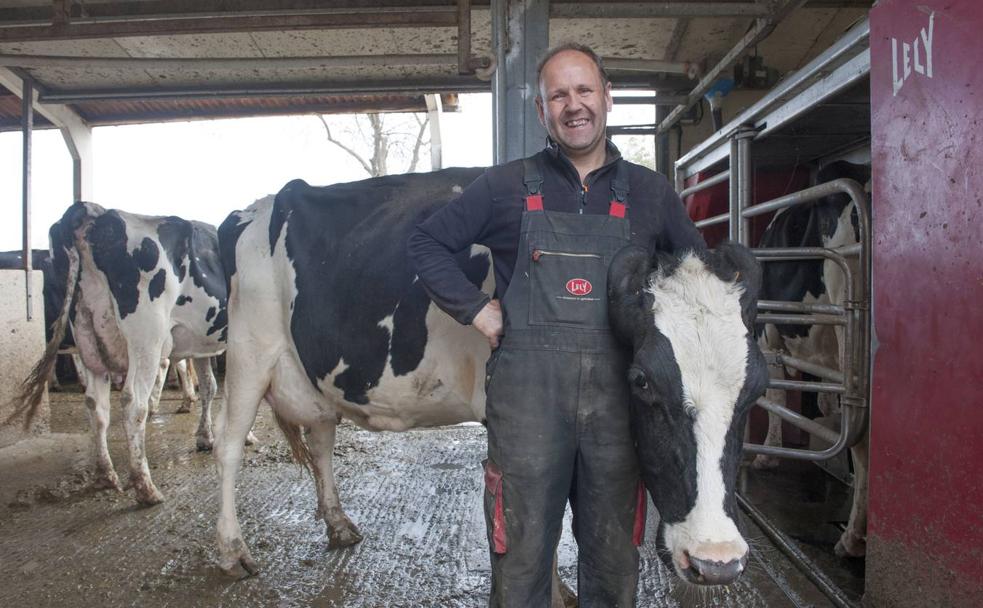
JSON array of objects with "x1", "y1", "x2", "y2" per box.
[
  {"x1": 608, "y1": 245, "x2": 653, "y2": 347},
  {"x1": 712, "y1": 241, "x2": 762, "y2": 331}
]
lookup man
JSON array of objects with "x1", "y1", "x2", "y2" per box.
[{"x1": 408, "y1": 43, "x2": 705, "y2": 606}]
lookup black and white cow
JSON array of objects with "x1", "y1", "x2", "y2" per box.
[
  {"x1": 214, "y1": 170, "x2": 768, "y2": 590},
  {"x1": 609, "y1": 242, "x2": 769, "y2": 584},
  {"x1": 752, "y1": 160, "x2": 870, "y2": 558},
  {"x1": 13, "y1": 201, "x2": 229, "y2": 505}
]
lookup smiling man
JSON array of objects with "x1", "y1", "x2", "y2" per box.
[{"x1": 408, "y1": 43, "x2": 705, "y2": 606}]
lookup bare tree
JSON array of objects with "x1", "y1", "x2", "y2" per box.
[{"x1": 317, "y1": 112, "x2": 431, "y2": 178}]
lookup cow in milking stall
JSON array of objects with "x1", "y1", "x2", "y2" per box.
[
  {"x1": 752, "y1": 160, "x2": 870, "y2": 558},
  {"x1": 9, "y1": 202, "x2": 234, "y2": 505},
  {"x1": 214, "y1": 169, "x2": 769, "y2": 593}
]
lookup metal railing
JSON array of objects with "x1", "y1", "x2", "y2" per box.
[{"x1": 679, "y1": 146, "x2": 871, "y2": 462}]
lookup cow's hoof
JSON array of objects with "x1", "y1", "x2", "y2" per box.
[
  {"x1": 244, "y1": 432, "x2": 259, "y2": 446},
  {"x1": 751, "y1": 454, "x2": 780, "y2": 470},
  {"x1": 176, "y1": 404, "x2": 193, "y2": 414},
  {"x1": 327, "y1": 521, "x2": 363, "y2": 549},
  {"x1": 91, "y1": 472, "x2": 122, "y2": 492},
  {"x1": 197, "y1": 434, "x2": 215, "y2": 452},
  {"x1": 218, "y1": 538, "x2": 260, "y2": 578},
  {"x1": 834, "y1": 531, "x2": 866, "y2": 558},
  {"x1": 132, "y1": 479, "x2": 165, "y2": 506}
]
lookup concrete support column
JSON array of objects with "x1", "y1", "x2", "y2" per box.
[
  {"x1": 491, "y1": 0, "x2": 549, "y2": 164},
  {"x1": 425, "y1": 93, "x2": 443, "y2": 170},
  {"x1": 0, "y1": 67, "x2": 93, "y2": 202}
]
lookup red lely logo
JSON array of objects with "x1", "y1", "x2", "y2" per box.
[{"x1": 566, "y1": 278, "x2": 592, "y2": 296}]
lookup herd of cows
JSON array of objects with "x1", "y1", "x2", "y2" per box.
[{"x1": 1, "y1": 161, "x2": 869, "y2": 595}]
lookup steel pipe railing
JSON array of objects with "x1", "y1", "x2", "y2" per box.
[
  {"x1": 678, "y1": 170, "x2": 729, "y2": 199},
  {"x1": 758, "y1": 300, "x2": 845, "y2": 315},
  {"x1": 774, "y1": 352, "x2": 844, "y2": 384},
  {"x1": 756, "y1": 313, "x2": 846, "y2": 326},
  {"x1": 752, "y1": 396, "x2": 840, "y2": 444},
  {"x1": 694, "y1": 213, "x2": 728, "y2": 228}
]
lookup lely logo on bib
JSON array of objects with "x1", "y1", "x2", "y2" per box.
[{"x1": 566, "y1": 278, "x2": 592, "y2": 296}]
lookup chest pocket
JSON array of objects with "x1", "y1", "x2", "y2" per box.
[{"x1": 528, "y1": 246, "x2": 609, "y2": 328}]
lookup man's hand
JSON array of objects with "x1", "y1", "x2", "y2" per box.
[{"x1": 472, "y1": 299, "x2": 504, "y2": 350}]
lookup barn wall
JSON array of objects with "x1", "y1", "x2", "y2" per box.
[
  {"x1": 867, "y1": 1, "x2": 983, "y2": 606},
  {"x1": 0, "y1": 270, "x2": 48, "y2": 448}
]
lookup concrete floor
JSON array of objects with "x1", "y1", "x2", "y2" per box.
[{"x1": 0, "y1": 388, "x2": 841, "y2": 607}]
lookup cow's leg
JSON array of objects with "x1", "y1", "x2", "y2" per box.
[
  {"x1": 83, "y1": 368, "x2": 121, "y2": 491},
  {"x1": 215, "y1": 361, "x2": 268, "y2": 577},
  {"x1": 122, "y1": 344, "x2": 166, "y2": 506},
  {"x1": 73, "y1": 354, "x2": 87, "y2": 391},
  {"x1": 148, "y1": 357, "x2": 169, "y2": 416},
  {"x1": 836, "y1": 434, "x2": 869, "y2": 558},
  {"x1": 550, "y1": 551, "x2": 577, "y2": 608},
  {"x1": 175, "y1": 358, "x2": 198, "y2": 414},
  {"x1": 753, "y1": 329, "x2": 785, "y2": 469},
  {"x1": 193, "y1": 357, "x2": 217, "y2": 451},
  {"x1": 307, "y1": 420, "x2": 363, "y2": 548}
]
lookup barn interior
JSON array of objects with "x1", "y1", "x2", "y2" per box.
[{"x1": 2, "y1": 2, "x2": 979, "y2": 608}]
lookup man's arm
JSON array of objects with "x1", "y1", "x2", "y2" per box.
[
  {"x1": 659, "y1": 178, "x2": 707, "y2": 253},
  {"x1": 407, "y1": 172, "x2": 495, "y2": 326}
]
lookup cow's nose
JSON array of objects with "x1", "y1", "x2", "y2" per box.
[{"x1": 686, "y1": 553, "x2": 747, "y2": 585}]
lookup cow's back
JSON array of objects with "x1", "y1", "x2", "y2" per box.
[{"x1": 221, "y1": 168, "x2": 492, "y2": 428}]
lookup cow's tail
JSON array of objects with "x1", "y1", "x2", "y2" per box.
[
  {"x1": 272, "y1": 410, "x2": 314, "y2": 473},
  {"x1": 4, "y1": 245, "x2": 81, "y2": 430}
]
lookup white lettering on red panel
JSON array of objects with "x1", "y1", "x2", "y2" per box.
[{"x1": 892, "y1": 12, "x2": 935, "y2": 96}]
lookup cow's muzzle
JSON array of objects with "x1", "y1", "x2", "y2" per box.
[{"x1": 681, "y1": 551, "x2": 748, "y2": 586}]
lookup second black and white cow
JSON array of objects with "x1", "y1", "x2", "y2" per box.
[
  {"x1": 215, "y1": 170, "x2": 768, "y2": 591},
  {"x1": 0, "y1": 248, "x2": 80, "y2": 390},
  {"x1": 753, "y1": 160, "x2": 870, "y2": 558},
  {"x1": 14, "y1": 201, "x2": 229, "y2": 505}
]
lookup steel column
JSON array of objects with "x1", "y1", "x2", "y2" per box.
[
  {"x1": 736, "y1": 126, "x2": 755, "y2": 246},
  {"x1": 21, "y1": 77, "x2": 33, "y2": 321},
  {"x1": 655, "y1": 104, "x2": 671, "y2": 177},
  {"x1": 491, "y1": 0, "x2": 549, "y2": 164},
  {"x1": 728, "y1": 137, "x2": 740, "y2": 241}
]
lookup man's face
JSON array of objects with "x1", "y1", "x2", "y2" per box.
[{"x1": 536, "y1": 50, "x2": 613, "y2": 158}]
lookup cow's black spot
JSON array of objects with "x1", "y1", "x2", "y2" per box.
[
  {"x1": 188, "y1": 222, "x2": 227, "y2": 305},
  {"x1": 157, "y1": 217, "x2": 190, "y2": 282},
  {"x1": 133, "y1": 238, "x2": 160, "y2": 272},
  {"x1": 206, "y1": 309, "x2": 227, "y2": 336},
  {"x1": 177, "y1": 295, "x2": 192, "y2": 305},
  {"x1": 148, "y1": 269, "x2": 166, "y2": 301},
  {"x1": 276, "y1": 170, "x2": 485, "y2": 405},
  {"x1": 89, "y1": 211, "x2": 143, "y2": 318},
  {"x1": 218, "y1": 213, "x2": 251, "y2": 293},
  {"x1": 205, "y1": 306, "x2": 216, "y2": 321}
]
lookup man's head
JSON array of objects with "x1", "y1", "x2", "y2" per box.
[{"x1": 535, "y1": 43, "x2": 613, "y2": 161}]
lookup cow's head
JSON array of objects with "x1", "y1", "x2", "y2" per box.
[{"x1": 609, "y1": 242, "x2": 768, "y2": 586}]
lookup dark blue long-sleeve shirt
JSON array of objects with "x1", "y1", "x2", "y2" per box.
[{"x1": 408, "y1": 141, "x2": 706, "y2": 325}]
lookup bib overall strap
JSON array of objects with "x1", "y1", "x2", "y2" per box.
[
  {"x1": 523, "y1": 157, "x2": 545, "y2": 212},
  {"x1": 608, "y1": 160, "x2": 630, "y2": 218}
]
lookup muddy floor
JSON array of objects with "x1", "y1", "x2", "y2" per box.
[{"x1": 0, "y1": 388, "x2": 838, "y2": 607}]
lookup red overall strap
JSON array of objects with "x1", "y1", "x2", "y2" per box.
[{"x1": 525, "y1": 194, "x2": 544, "y2": 212}]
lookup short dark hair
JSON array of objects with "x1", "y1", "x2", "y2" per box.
[{"x1": 536, "y1": 43, "x2": 610, "y2": 96}]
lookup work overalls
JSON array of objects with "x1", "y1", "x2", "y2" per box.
[{"x1": 483, "y1": 157, "x2": 645, "y2": 607}]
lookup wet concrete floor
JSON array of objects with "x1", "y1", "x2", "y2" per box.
[{"x1": 0, "y1": 388, "x2": 841, "y2": 607}]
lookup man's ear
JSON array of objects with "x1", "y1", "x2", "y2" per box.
[
  {"x1": 608, "y1": 245, "x2": 653, "y2": 348},
  {"x1": 604, "y1": 81, "x2": 613, "y2": 112},
  {"x1": 535, "y1": 95, "x2": 546, "y2": 127}
]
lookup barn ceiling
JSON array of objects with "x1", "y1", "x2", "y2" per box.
[{"x1": 0, "y1": 0, "x2": 872, "y2": 131}]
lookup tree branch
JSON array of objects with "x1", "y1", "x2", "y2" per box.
[{"x1": 317, "y1": 114, "x2": 373, "y2": 177}]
